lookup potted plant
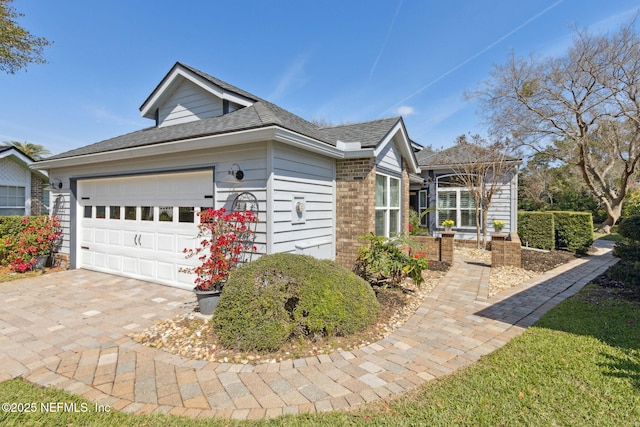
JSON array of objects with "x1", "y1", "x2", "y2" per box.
[
  {"x1": 493, "y1": 220, "x2": 506, "y2": 233},
  {"x1": 5, "y1": 216, "x2": 62, "y2": 273},
  {"x1": 181, "y1": 208, "x2": 257, "y2": 315},
  {"x1": 441, "y1": 219, "x2": 455, "y2": 232}
]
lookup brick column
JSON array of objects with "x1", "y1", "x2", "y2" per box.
[
  {"x1": 335, "y1": 158, "x2": 376, "y2": 269},
  {"x1": 30, "y1": 175, "x2": 45, "y2": 216},
  {"x1": 440, "y1": 231, "x2": 455, "y2": 264},
  {"x1": 491, "y1": 232, "x2": 522, "y2": 268},
  {"x1": 491, "y1": 233, "x2": 507, "y2": 267}
]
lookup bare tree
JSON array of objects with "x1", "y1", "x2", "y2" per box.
[
  {"x1": 444, "y1": 135, "x2": 518, "y2": 248},
  {"x1": 471, "y1": 20, "x2": 640, "y2": 232}
]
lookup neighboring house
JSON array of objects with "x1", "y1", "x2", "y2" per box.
[
  {"x1": 413, "y1": 144, "x2": 521, "y2": 240},
  {"x1": 34, "y1": 62, "x2": 421, "y2": 290},
  {"x1": 0, "y1": 146, "x2": 48, "y2": 216}
]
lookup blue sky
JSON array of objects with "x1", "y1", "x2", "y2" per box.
[{"x1": 2, "y1": 0, "x2": 639, "y2": 156}]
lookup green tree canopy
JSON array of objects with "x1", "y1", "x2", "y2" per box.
[
  {"x1": 0, "y1": 0, "x2": 51, "y2": 73},
  {"x1": 2, "y1": 140, "x2": 50, "y2": 159}
]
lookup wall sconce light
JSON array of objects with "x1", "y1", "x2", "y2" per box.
[
  {"x1": 227, "y1": 163, "x2": 244, "y2": 181},
  {"x1": 47, "y1": 179, "x2": 62, "y2": 189}
]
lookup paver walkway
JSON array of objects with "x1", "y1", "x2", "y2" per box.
[{"x1": 0, "y1": 243, "x2": 617, "y2": 420}]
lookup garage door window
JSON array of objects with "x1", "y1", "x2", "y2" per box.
[
  {"x1": 110, "y1": 206, "x2": 120, "y2": 219},
  {"x1": 124, "y1": 206, "x2": 136, "y2": 220},
  {"x1": 84, "y1": 206, "x2": 92, "y2": 218},
  {"x1": 159, "y1": 207, "x2": 173, "y2": 222},
  {"x1": 96, "y1": 206, "x2": 106, "y2": 219},
  {"x1": 179, "y1": 207, "x2": 194, "y2": 223},
  {"x1": 141, "y1": 206, "x2": 154, "y2": 221}
]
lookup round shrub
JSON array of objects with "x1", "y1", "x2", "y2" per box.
[
  {"x1": 618, "y1": 216, "x2": 640, "y2": 242},
  {"x1": 211, "y1": 253, "x2": 380, "y2": 352}
]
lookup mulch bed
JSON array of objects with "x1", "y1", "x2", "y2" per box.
[{"x1": 521, "y1": 248, "x2": 580, "y2": 272}]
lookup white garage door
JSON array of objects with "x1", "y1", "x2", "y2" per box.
[{"x1": 78, "y1": 170, "x2": 214, "y2": 290}]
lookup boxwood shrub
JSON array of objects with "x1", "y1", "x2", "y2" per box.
[
  {"x1": 551, "y1": 211, "x2": 593, "y2": 254},
  {"x1": 518, "y1": 211, "x2": 555, "y2": 250},
  {"x1": 211, "y1": 253, "x2": 380, "y2": 352}
]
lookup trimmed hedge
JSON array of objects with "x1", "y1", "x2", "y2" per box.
[
  {"x1": 618, "y1": 216, "x2": 640, "y2": 242},
  {"x1": 518, "y1": 211, "x2": 594, "y2": 253},
  {"x1": 211, "y1": 253, "x2": 380, "y2": 352},
  {"x1": 552, "y1": 211, "x2": 593, "y2": 254},
  {"x1": 518, "y1": 211, "x2": 555, "y2": 250},
  {"x1": 614, "y1": 216, "x2": 640, "y2": 262}
]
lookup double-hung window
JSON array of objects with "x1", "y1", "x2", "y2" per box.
[
  {"x1": 0, "y1": 186, "x2": 25, "y2": 215},
  {"x1": 375, "y1": 174, "x2": 401, "y2": 236},
  {"x1": 436, "y1": 175, "x2": 477, "y2": 228}
]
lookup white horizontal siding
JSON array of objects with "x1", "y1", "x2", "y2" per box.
[
  {"x1": 49, "y1": 192, "x2": 71, "y2": 255},
  {"x1": 271, "y1": 144, "x2": 335, "y2": 259},
  {"x1": 158, "y1": 80, "x2": 224, "y2": 127},
  {"x1": 376, "y1": 141, "x2": 402, "y2": 174}
]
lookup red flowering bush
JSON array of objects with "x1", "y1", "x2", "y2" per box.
[
  {"x1": 4, "y1": 216, "x2": 62, "y2": 273},
  {"x1": 181, "y1": 208, "x2": 258, "y2": 292}
]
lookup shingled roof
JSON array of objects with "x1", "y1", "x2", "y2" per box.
[
  {"x1": 416, "y1": 143, "x2": 520, "y2": 168},
  {"x1": 48, "y1": 63, "x2": 405, "y2": 161}
]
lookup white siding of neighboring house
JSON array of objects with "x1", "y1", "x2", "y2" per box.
[
  {"x1": 269, "y1": 143, "x2": 335, "y2": 259},
  {"x1": 0, "y1": 157, "x2": 31, "y2": 215},
  {"x1": 45, "y1": 143, "x2": 270, "y2": 258},
  {"x1": 157, "y1": 79, "x2": 241, "y2": 128}
]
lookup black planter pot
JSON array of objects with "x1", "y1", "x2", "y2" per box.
[{"x1": 193, "y1": 288, "x2": 222, "y2": 315}]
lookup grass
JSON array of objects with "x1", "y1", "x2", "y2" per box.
[
  {"x1": 1, "y1": 281, "x2": 639, "y2": 426},
  {"x1": 0, "y1": 268, "x2": 44, "y2": 283},
  {"x1": 594, "y1": 232, "x2": 624, "y2": 242}
]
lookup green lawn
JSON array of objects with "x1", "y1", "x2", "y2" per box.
[
  {"x1": 1, "y1": 284, "x2": 639, "y2": 426},
  {"x1": 594, "y1": 232, "x2": 624, "y2": 242}
]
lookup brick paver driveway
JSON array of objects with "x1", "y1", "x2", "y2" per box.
[{"x1": 0, "y1": 245, "x2": 617, "y2": 420}]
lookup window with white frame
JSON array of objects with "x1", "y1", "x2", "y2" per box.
[
  {"x1": 418, "y1": 190, "x2": 428, "y2": 226},
  {"x1": 436, "y1": 175, "x2": 477, "y2": 228},
  {"x1": 0, "y1": 186, "x2": 25, "y2": 215},
  {"x1": 375, "y1": 174, "x2": 401, "y2": 236}
]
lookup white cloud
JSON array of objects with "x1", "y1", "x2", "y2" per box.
[
  {"x1": 394, "y1": 105, "x2": 415, "y2": 116},
  {"x1": 269, "y1": 54, "x2": 310, "y2": 101}
]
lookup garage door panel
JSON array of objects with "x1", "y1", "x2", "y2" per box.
[
  {"x1": 94, "y1": 229, "x2": 107, "y2": 244},
  {"x1": 157, "y1": 234, "x2": 175, "y2": 253},
  {"x1": 78, "y1": 169, "x2": 213, "y2": 289},
  {"x1": 108, "y1": 230, "x2": 122, "y2": 245},
  {"x1": 108, "y1": 254, "x2": 122, "y2": 271}
]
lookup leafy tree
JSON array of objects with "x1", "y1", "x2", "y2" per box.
[
  {"x1": 0, "y1": 0, "x2": 51, "y2": 73},
  {"x1": 2, "y1": 140, "x2": 50, "y2": 159},
  {"x1": 472, "y1": 20, "x2": 640, "y2": 233},
  {"x1": 519, "y1": 152, "x2": 605, "y2": 222}
]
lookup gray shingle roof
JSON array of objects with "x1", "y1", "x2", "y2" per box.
[
  {"x1": 417, "y1": 144, "x2": 520, "y2": 167},
  {"x1": 48, "y1": 64, "x2": 406, "y2": 160}
]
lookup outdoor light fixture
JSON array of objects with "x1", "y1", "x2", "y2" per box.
[
  {"x1": 228, "y1": 163, "x2": 244, "y2": 181},
  {"x1": 47, "y1": 179, "x2": 63, "y2": 189}
]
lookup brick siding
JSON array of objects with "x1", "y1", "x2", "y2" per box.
[{"x1": 335, "y1": 158, "x2": 376, "y2": 269}]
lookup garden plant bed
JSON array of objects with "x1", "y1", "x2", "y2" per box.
[
  {"x1": 133, "y1": 268, "x2": 447, "y2": 364},
  {"x1": 133, "y1": 248, "x2": 581, "y2": 364}
]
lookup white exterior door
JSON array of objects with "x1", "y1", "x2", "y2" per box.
[{"x1": 78, "y1": 170, "x2": 214, "y2": 289}]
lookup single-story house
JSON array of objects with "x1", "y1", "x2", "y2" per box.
[
  {"x1": 0, "y1": 145, "x2": 49, "y2": 216},
  {"x1": 34, "y1": 62, "x2": 422, "y2": 290},
  {"x1": 412, "y1": 144, "x2": 521, "y2": 240}
]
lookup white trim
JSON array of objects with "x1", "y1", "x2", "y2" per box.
[
  {"x1": 35, "y1": 126, "x2": 378, "y2": 171},
  {"x1": 375, "y1": 172, "x2": 401, "y2": 237},
  {"x1": 140, "y1": 66, "x2": 254, "y2": 120},
  {"x1": 372, "y1": 121, "x2": 420, "y2": 174}
]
